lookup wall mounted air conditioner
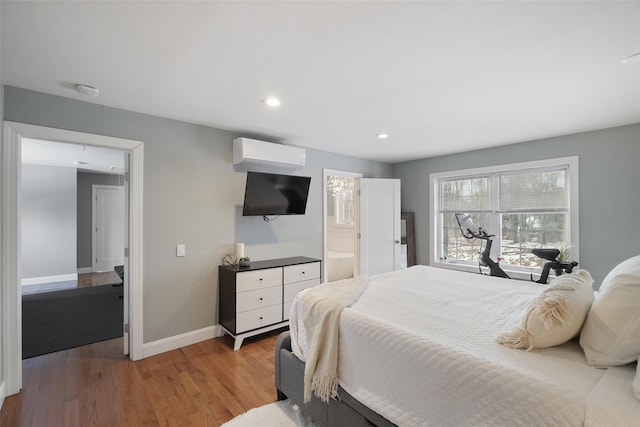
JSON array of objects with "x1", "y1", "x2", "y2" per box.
[{"x1": 233, "y1": 137, "x2": 306, "y2": 172}]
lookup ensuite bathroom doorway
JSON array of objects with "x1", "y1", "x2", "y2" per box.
[{"x1": 323, "y1": 169, "x2": 362, "y2": 282}]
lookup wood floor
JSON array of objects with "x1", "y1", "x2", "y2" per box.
[
  {"x1": 0, "y1": 330, "x2": 282, "y2": 427},
  {"x1": 21, "y1": 271, "x2": 122, "y2": 296}
]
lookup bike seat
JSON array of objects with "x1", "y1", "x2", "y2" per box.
[{"x1": 531, "y1": 248, "x2": 560, "y2": 261}]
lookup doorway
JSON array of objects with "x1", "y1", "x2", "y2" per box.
[
  {"x1": 2, "y1": 121, "x2": 144, "y2": 397},
  {"x1": 323, "y1": 169, "x2": 362, "y2": 282},
  {"x1": 20, "y1": 140, "x2": 127, "y2": 359}
]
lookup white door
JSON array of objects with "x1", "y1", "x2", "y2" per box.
[
  {"x1": 359, "y1": 179, "x2": 402, "y2": 276},
  {"x1": 92, "y1": 185, "x2": 125, "y2": 272}
]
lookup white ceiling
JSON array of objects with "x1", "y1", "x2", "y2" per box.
[
  {"x1": 22, "y1": 138, "x2": 125, "y2": 175},
  {"x1": 2, "y1": 1, "x2": 640, "y2": 163}
]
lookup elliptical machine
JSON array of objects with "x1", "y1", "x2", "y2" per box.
[
  {"x1": 530, "y1": 248, "x2": 578, "y2": 284},
  {"x1": 454, "y1": 213, "x2": 510, "y2": 279}
]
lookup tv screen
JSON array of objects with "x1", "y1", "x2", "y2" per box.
[{"x1": 242, "y1": 172, "x2": 311, "y2": 216}]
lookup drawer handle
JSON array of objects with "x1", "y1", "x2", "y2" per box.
[
  {"x1": 259, "y1": 297, "x2": 263, "y2": 301},
  {"x1": 259, "y1": 316, "x2": 263, "y2": 320}
]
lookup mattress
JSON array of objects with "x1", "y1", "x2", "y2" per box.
[{"x1": 290, "y1": 265, "x2": 640, "y2": 426}]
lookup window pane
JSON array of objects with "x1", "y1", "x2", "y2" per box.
[
  {"x1": 338, "y1": 196, "x2": 354, "y2": 225},
  {"x1": 328, "y1": 176, "x2": 355, "y2": 225},
  {"x1": 500, "y1": 170, "x2": 566, "y2": 210},
  {"x1": 500, "y1": 213, "x2": 566, "y2": 268},
  {"x1": 441, "y1": 212, "x2": 489, "y2": 262},
  {"x1": 440, "y1": 177, "x2": 490, "y2": 212}
]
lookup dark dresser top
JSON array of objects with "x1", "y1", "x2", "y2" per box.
[{"x1": 219, "y1": 256, "x2": 320, "y2": 272}]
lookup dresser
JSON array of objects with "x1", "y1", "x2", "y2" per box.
[{"x1": 218, "y1": 256, "x2": 321, "y2": 350}]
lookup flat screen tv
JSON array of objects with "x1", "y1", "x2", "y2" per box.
[{"x1": 242, "y1": 171, "x2": 311, "y2": 216}]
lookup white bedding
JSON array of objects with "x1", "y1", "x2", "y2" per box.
[{"x1": 290, "y1": 265, "x2": 640, "y2": 426}]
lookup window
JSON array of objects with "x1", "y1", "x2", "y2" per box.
[
  {"x1": 327, "y1": 176, "x2": 356, "y2": 225},
  {"x1": 430, "y1": 157, "x2": 579, "y2": 277}
]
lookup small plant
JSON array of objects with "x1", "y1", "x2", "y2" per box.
[
  {"x1": 557, "y1": 245, "x2": 572, "y2": 263},
  {"x1": 238, "y1": 256, "x2": 251, "y2": 267}
]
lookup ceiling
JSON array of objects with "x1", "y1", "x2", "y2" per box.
[
  {"x1": 2, "y1": 1, "x2": 640, "y2": 163},
  {"x1": 22, "y1": 138, "x2": 125, "y2": 175}
]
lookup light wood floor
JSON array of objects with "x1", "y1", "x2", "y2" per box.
[{"x1": 0, "y1": 331, "x2": 282, "y2": 427}]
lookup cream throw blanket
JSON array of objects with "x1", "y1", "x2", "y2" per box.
[{"x1": 289, "y1": 275, "x2": 368, "y2": 403}]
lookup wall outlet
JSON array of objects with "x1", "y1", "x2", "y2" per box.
[{"x1": 176, "y1": 244, "x2": 186, "y2": 257}]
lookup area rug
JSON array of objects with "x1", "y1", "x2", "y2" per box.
[
  {"x1": 22, "y1": 284, "x2": 123, "y2": 359},
  {"x1": 222, "y1": 400, "x2": 317, "y2": 427}
]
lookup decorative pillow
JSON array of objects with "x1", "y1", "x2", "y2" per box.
[
  {"x1": 497, "y1": 269, "x2": 594, "y2": 350},
  {"x1": 580, "y1": 255, "x2": 640, "y2": 366},
  {"x1": 635, "y1": 356, "x2": 640, "y2": 401}
]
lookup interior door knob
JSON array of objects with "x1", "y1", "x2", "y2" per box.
[{"x1": 395, "y1": 239, "x2": 400, "y2": 244}]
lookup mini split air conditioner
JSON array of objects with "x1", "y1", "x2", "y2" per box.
[{"x1": 232, "y1": 137, "x2": 306, "y2": 172}]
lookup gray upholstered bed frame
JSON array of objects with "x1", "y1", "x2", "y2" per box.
[{"x1": 275, "y1": 331, "x2": 396, "y2": 427}]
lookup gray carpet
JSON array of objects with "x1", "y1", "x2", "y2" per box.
[{"x1": 22, "y1": 283, "x2": 123, "y2": 359}]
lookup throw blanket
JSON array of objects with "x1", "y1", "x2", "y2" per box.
[{"x1": 289, "y1": 275, "x2": 368, "y2": 403}]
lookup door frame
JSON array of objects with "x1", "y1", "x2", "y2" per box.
[
  {"x1": 92, "y1": 184, "x2": 125, "y2": 273},
  {"x1": 1, "y1": 121, "x2": 145, "y2": 397},
  {"x1": 322, "y1": 169, "x2": 362, "y2": 282}
]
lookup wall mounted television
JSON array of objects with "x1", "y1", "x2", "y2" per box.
[{"x1": 242, "y1": 171, "x2": 311, "y2": 216}]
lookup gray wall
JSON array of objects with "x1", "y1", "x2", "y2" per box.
[
  {"x1": 392, "y1": 123, "x2": 640, "y2": 289},
  {"x1": 76, "y1": 171, "x2": 123, "y2": 270},
  {"x1": 21, "y1": 164, "x2": 77, "y2": 280},
  {"x1": 4, "y1": 86, "x2": 392, "y2": 343}
]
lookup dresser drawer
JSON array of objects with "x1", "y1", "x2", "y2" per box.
[
  {"x1": 236, "y1": 286, "x2": 282, "y2": 313},
  {"x1": 236, "y1": 268, "x2": 282, "y2": 292},
  {"x1": 283, "y1": 278, "x2": 321, "y2": 302},
  {"x1": 236, "y1": 304, "x2": 283, "y2": 333},
  {"x1": 284, "y1": 262, "x2": 320, "y2": 285}
]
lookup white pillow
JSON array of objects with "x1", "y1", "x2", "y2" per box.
[
  {"x1": 580, "y1": 255, "x2": 640, "y2": 366},
  {"x1": 497, "y1": 270, "x2": 594, "y2": 350},
  {"x1": 635, "y1": 356, "x2": 640, "y2": 401}
]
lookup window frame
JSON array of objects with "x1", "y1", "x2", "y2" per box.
[{"x1": 429, "y1": 156, "x2": 579, "y2": 280}]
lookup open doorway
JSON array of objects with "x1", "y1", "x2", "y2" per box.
[
  {"x1": 2, "y1": 121, "x2": 144, "y2": 397},
  {"x1": 323, "y1": 169, "x2": 362, "y2": 282},
  {"x1": 20, "y1": 139, "x2": 127, "y2": 359}
]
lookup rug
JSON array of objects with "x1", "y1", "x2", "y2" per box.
[
  {"x1": 22, "y1": 284, "x2": 123, "y2": 359},
  {"x1": 222, "y1": 400, "x2": 318, "y2": 427}
]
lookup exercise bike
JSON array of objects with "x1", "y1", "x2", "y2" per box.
[
  {"x1": 530, "y1": 248, "x2": 578, "y2": 284},
  {"x1": 454, "y1": 213, "x2": 510, "y2": 279}
]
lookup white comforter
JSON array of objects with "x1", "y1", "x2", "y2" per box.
[{"x1": 290, "y1": 265, "x2": 640, "y2": 426}]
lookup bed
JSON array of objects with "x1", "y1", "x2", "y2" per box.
[{"x1": 275, "y1": 264, "x2": 640, "y2": 426}]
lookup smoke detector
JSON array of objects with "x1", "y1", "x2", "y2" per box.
[{"x1": 75, "y1": 84, "x2": 100, "y2": 96}]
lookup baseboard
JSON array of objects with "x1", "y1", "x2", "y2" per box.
[
  {"x1": 0, "y1": 380, "x2": 5, "y2": 411},
  {"x1": 21, "y1": 273, "x2": 78, "y2": 286},
  {"x1": 77, "y1": 267, "x2": 93, "y2": 274},
  {"x1": 143, "y1": 324, "x2": 224, "y2": 358}
]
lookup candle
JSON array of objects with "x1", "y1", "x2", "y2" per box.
[{"x1": 235, "y1": 243, "x2": 245, "y2": 261}]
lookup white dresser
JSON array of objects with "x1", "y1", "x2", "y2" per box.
[{"x1": 218, "y1": 257, "x2": 321, "y2": 350}]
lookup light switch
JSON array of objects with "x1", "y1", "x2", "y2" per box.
[{"x1": 176, "y1": 244, "x2": 186, "y2": 257}]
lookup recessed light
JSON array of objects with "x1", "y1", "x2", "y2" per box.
[
  {"x1": 75, "y1": 84, "x2": 100, "y2": 96},
  {"x1": 377, "y1": 133, "x2": 390, "y2": 139},
  {"x1": 622, "y1": 52, "x2": 640, "y2": 64},
  {"x1": 73, "y1": 161, "x2": 88, "y2": 165},
  {"x1": 262, "y1": 96, "x2": 281, "y2": 108}
]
